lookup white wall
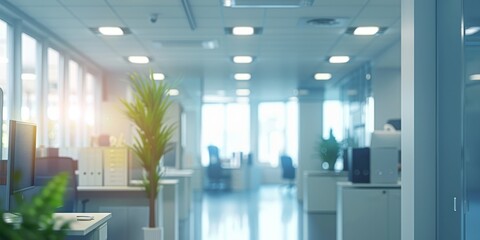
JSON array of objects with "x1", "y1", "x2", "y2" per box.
[
  {"x1": 297, "y1": 100, "x2": 323, "y2": 201},
  {"x1": 372, "y1": 68, "x2": 401, "y2": 130}
]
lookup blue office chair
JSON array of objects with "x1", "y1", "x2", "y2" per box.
[
  {"x1": 206, "y1": 145, "x2": 230, "y2": 190},
  {"x1": 280, "y1": 155, "x2": 296, "y2": 189}
]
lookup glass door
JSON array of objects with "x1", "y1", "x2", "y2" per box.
[{"x1": 464, "y1": 0, "x2": 480, "y2": 238}]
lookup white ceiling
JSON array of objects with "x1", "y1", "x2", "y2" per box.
[{"x1": 4, "y1": 0, "x2": 401, "y2": 103}]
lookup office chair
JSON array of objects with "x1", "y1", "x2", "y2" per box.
[
  {"x1": 35, "y1": 156, "x2": 77, "y2": 212},
  {"x1": 206, "y1": 145, "x2": 230, "y2": 190},
  {"x1": 280, "y1": 155, "x2": 296, "y2": 189}
]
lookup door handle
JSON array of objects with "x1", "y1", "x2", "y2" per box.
[{"x1": 454, "y1": 197, "x2": 457, "y2": 212}]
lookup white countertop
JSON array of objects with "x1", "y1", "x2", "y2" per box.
[
  {"x1": 304, "y1": 170, "x2": 348, "y2": 177},
  {"x1": 78, "y1": 179, "x2": 179, "y2": 191},
  {"x1": 337, "y1": 181, "x2": 401, "y2": 188},
  {"x1": 53, "y1": 212, "x2": 111, "y2": 236}
]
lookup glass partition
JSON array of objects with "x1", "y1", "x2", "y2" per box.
[{"x1": 464, "y1": 0, "x2": 480, "y2": 238}]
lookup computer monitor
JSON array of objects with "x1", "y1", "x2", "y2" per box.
[
  {"x1": 370, "y1": 130, "x2": 401, "y2": 184},
  {"x1": 370, "y1": 131, "x2": 401, "y2": 149},
  {"x1": 5, "y1": 120, "x2": 37, "y2": 211}
]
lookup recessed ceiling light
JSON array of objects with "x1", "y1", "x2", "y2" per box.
[
  {"x1": 127, "y1": 56, "x2": 150, "y2": 64},
  {"x1": 234, "y1": 73, "x2": 251, "y2": 81},
  {"x1": 153, "y1": 73, "x2": 165, "y2": 80},
  {"x1": 233, "y1": 56, "x2": 253, "y2": 64},
  {"x1": 466, "y1": 26, "x2": 480, "y2": 36},
  {"x1": 168, "y1": 89, "x2": 180, "y2": 96},
  {"x1": 329, "y1": 56, "x2": 350, "y2": 64},
  {"x1": 233, "y1": 26, "x2": 254, "y2": 36},
  {"x1": 98, "y1": 27, "x2": 124, "y2": 36},
  {"x1": 314, "y1": 73, "x2": 332, "y2": 80},
  {"x1": 236, "y1": 89, "x2": 250, "y2": 96},
  {"x1": 223, "y1": 0, "x2": 233, "y2": 7},
  {"x1": 353, "y1": 26, "x2": 380, "y2": 36},
  {"x1": 469, "y1": 74, "x2": 480, "y2": 81},
  {"x1": 21, "y1": 73, "x2": 36, "y2": 80}
]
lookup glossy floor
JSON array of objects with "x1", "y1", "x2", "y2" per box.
[{"x1": 188, "y1": 185, "x2": 336, "y2": 240}]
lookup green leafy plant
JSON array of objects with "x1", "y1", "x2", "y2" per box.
[
  {"x1": 317, "y1": 129, "x2": 340, "y2": 170},
  {"x1": 121, "y1": 72, "x2": 176, "y2": 228},
  {"x1": 0, "y1": 172, "x2": 71, "y2": 240}
]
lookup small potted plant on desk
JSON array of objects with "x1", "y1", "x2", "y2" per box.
[
  {"x1": 121, "y1": 72, "x2": 176, "y2": 240},
  {"x1": 317, "y1": 129, "x2": 340, "y2": 171}
]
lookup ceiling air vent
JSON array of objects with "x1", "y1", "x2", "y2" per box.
[
  {"x1": 298, "y1": 17, "x2": 349, "y2": 28},
  {"x1": 223, "y1": 0, "x2": 314, "y2": 8}
]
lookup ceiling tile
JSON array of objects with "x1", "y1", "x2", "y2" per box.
[
  {"x1": 6, "y1": 0, "x2": 59, "y2": 7},
  {"x1": 79, "y1": 18, "x2": 124, "y2": 27},
  {"x1": 123, "y1": 18, "x2": 190, "y2": 28},
  {"x1": 190, "y1": 7, "x2": 222, "y2": 18},
  {"x1": 107, "y1": 0, "x2": 181, "y2": 6},
  {"x1": 312, "y1": 0, "x2": 369, "y2": 6},
  {"x1": 357, "y1": 6, "x2": 400, "y2": 19},
  {"x1": 21, "y1": 6, "x2": 75, "y2": 18},
  {"x1": 39, "y1": 18, "x2": 85, "y2": 28},
  {"x1": 221, "y1": 8, "x2": 266, "y2": 18},
  {"x1": 112, "y1": 6, "x2": 185, "y2": 18},
  {"x1": 368, "y1": 0, "x2": 400, "y2": 6},
  {"x1": 58, "y1": 0, "x2": 109, "y2": 7},
  {"x1": 350, "y1": 17, "x2": 399, "y2": 27},
  {"x1": 67, "y1": 6, "x2": 117, "y2": 18},
  {"x1": 266, "y1": 6, "x2": 363, "y2": 18}
]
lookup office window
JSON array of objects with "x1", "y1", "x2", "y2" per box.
[
  {"x1": 201, "y1": 103, "x2": 250, "y2": 166},
  {"x1": 67, "y1": 60, "x2": 80, "y2": 147},
  {"x1": 21, "y1": 33, "x2": 39, "y2": 124},
  {"x1": 0, "y1": 20, "x2": 9, "y2": 159},
  {"x1": 47, "y1": 48, "x2": 61, "y2": 147},
  {"x1": 84, "y1": 73, "x2": 96, "y2": 145},
  {"x1": 323, "y1": 100, "x2": 344, "y2": 142},
  {"x1": 258, "y1": 101, "x2": 298, "y2": 167}
]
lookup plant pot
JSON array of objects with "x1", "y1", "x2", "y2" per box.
[
  {"x1": 143, "y1": 227, "x2": 163, "y2": 240},
  {"x1": 322, "y1": 160, "x2": 336, "y2": 171}
]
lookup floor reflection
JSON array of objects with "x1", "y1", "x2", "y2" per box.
[{"x1": 193, "y1": 186, "x2": 305, "y2": 240}]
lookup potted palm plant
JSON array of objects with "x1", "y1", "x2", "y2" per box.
[
  {"x1": 121, "y1": 72, "x2": 176, "y2": 240},
  {"x1": 317, "y1": 129, "x2": 340, "y2": 171}
]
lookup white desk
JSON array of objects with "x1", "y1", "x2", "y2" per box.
[
  {"x1": 163, "y1": 169, "x2": 193, "y2": 220},
  {"x1": 54, "y1": 212, "x2": 111, "y2": 240},
  {"x1": 77, "y1": 180, "x2": 179, "y2": 240}
]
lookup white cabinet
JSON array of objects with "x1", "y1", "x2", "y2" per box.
[
  {"x1": 303, "y1": 171, "x2": 348, "y2": 212},
  {"x1": 78, "y1": 147, "x2": 129, "y2": 187},
  {"x1": 103, "y1": 148, "x2": 128, "y2": 186},
  {"x1": 78, "y1": 148, "x2": 103, "y2": 186},
  {"x1": 337, "y1": 182, "x2": 400, "y2": 240}
]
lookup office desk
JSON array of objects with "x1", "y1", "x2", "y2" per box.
[
  {"x1": 54, "y1": 212, "x2": 111, "y2": 240},
  {"x1": 163, "y1": 169, "x2": 193, "y2": 220},
  {"x1": 204, "y1": 165, "x2": 260, "y2": 191},
  {"x1": 77, "y1": 180, "x2": 179, "y2": 240}
]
